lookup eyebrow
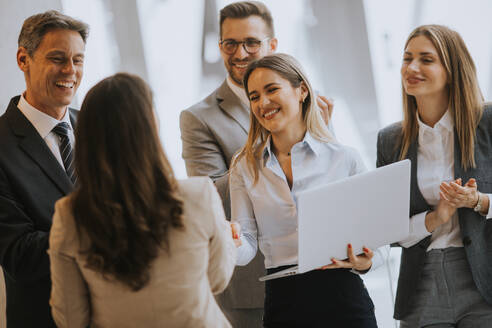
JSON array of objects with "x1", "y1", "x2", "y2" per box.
[
  {"x1": 248, "y1": 82, "x2": 280, "y2": 97},
  {"x1": 263, "y1": 82, "x2": 279, "y2": 89},
  {"x1": 46, "y1": 50, "x2": 85, "y2": 58},
  {"x1": 248, "y1": 90, "x2": 258, "y2": 97},
  {"x1": 223, "y1": 37, "x2": 260, "y2": 41},
  {"x1": 404, "y1": 51, "x2": 436, "y2": 56}
]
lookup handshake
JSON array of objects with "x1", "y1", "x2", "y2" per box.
[{"x1": 230, "y1": 222, "x2": 242, "y2": 248}]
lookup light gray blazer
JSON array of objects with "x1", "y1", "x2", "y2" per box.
[
  {"x1": 179, "y1": 80, "x2": 265, "y2": 310},
  {"x1": 377, "y1": 103, "x2": 492, "y2": 320}
]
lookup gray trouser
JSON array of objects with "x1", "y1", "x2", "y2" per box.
[{"x1": 400, "y1": 247, "x2": 492, "y2": 328}]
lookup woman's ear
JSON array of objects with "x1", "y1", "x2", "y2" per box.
[{"x1": 300, "y1": 82, "x2": 308, "y2": 102}]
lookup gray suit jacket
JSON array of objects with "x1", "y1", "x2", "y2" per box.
[
  {"x1": 180, "y1": 80, "x2": 264, "y2": 310},
  {"x1": 377, "y1": 103, "x2": 492, "y2": 320}
]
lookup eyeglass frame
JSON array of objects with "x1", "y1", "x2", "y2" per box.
[{"x1": 219, "y1": 37, "x2": 271, "y2": 55}]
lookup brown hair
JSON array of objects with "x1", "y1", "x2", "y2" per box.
[
  {"x1": 72, "y1": 73, "x2": 183, "y2": 291},
  {"x1": 18, "y1": 10, "x2": 89, "y2": 56},
  {"x1": 219, "y1": 1, "x2": 274, "y2": 39},
  {"x1": 399, "y1": 25, "x2": 483, "y2": 170},
  {"x1": 232, "y1": 53, "x2": 333, "y2": 184}
]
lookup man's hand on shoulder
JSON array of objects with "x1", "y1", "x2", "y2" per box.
[{"x1": 316, "y1": 95, "x2": 334, "y2": 125}]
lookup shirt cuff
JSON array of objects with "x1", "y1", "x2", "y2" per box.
[
  {"x1": 485, "y1": 193, "x2": 492, "y2": 219},
  {"x1": 236, "y1": 235, "x2": 255, "y2": 266},
  {"x1": 350, "y1": 245, "x2": 389, "y2": 275},
  {"x1": 398, "y1": 211, "x2": 432, "y2": 248},
  {"x1": 350, "y1": 267, "x2": 370, "y2": 275},
  {"x1": 412, "y1": 211, "x2": 430, "y2": 235}
]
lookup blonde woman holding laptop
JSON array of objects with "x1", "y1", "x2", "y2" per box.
[{"x1": 230, "y1": 53, "x2": 381, "y2": 327}]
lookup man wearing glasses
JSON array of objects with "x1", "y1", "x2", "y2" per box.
[{"x1": 180, "y1": 2, "x2": 332, "y2": 326}]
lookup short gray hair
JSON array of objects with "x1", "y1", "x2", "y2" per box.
[{"x1": 18, "y1": 10, "x2": 89, "y2": 57}]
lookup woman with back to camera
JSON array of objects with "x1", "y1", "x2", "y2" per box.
[
  {"x1": 377, "y1": 25, "x2": 492, "y2": 327},
  {"x1": 48, "y1": 73, "x2": 236, "y2": 328},
  {"x1": 229, "y1": 53, "x2": 384, "y2": 327}
]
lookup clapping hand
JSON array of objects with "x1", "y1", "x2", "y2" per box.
[{"x1": 440, "y1": 178, "x2": 478, "y2": 209}]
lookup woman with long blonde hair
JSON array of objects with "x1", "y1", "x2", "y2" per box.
[
  {"x1": 377, "y1": 25, "x2": 492, "y2": 327},
  {"x1": 230, "y1": 54, "x2": 380, "y2": 327}
]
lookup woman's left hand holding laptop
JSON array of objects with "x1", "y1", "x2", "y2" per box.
[{"x1": 320, "y1": 244, "x2": 373, "y2": 272}]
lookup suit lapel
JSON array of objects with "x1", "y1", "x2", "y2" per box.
[
  {"x1": 6, "y1": 98, "x2": 72, "y2": 195},
  {"x1": 69, "y1": 108, "x2": 78, "y2": 128},
  {"x1": 216, "y1": 80, "x2": 250, "y2": 133}
]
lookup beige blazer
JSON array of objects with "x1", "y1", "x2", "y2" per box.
[{"x1": 48, "y1": 177, "x2": 236, "y2": 328}]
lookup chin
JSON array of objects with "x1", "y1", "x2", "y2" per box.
[
  {"x1": 56, "y1": 98, "x2": 74, "y2": 108},
  {"x1": 232, "y1": 74, "x2": 244, "y2": 85},
  {"x1": 404, "y1": 87, "x2": 420, "y2": 97},
  {"x1": 265, "y1": 125, "x2": 281, "y2": 134}
]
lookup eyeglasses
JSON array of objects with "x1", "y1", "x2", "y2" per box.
[{"x1": 219, "y1": 37, "x2": 270, "y2": 55}]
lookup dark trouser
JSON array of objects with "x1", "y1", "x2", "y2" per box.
[
  {"x1": 400, "y1": 247, "x2": 492, "y2": 328},
  {"x1": 221, "y1": 307, "x2": 263, "y2": 328},
  {"x1": 263, "y1": 266, "x2": 377, "y2": 328}
]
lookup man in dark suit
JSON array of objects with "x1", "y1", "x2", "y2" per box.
[
  {"x1": 180, "y1": 2, "x2": 333, "y2": 326},
  {"x1": 0, "y1": 11, "x2": 88, "y2": 327}
]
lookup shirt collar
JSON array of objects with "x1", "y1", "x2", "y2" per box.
[
  {"x1": 262, "y1": 131, "x2": 323, "y2": 165},
  {"x1": 17, "y1": 93, "x2": 72, "y2": 138},
  {"x1": 417, "y1": 109, "x2": 454, "y2": 133},
  {"x1": 303, "y1": 131, "x2": 324, "y2": 156},
  {"x1": 262, "y1": 135, "x2": 274, "y2": 165},
  {"x1": 226, "y1": 75, "x2": 250, "y2": 107}
]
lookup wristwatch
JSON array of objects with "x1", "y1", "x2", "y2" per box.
[{"x1": 473, "y1": 192, "x2": 483, "y2": 212}]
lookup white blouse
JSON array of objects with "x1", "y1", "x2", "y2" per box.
[
  {"x1": 399, "y1": 110, "x2": 492, "y2": 250},
  {"x1": 230, "y1": 132, "x2": 386, "y2": 270}
]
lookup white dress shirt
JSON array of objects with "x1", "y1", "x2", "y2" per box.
[
  {"x1": 230, "y1": 132, "x2": 386, "y2": 271},
  {"x1": 17, "y1": 94, "x2": 74, "y2": 169},
  {"x1": 227, "y1": 75, "x2": 250, "y2": 107},
  {"x1": 399, "y1": 110, "x2": 492, "y2": 250}
]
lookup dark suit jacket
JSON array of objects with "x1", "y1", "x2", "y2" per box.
[
  {"x1": 0, "y1": 96, "x2": 76, "y2": 327},
  {"x1": 377, "y1": 103, "x2": 492, "y2": 320},
  {"x1": 180, "y1": 81, "x2": 265, "y2": 313}
]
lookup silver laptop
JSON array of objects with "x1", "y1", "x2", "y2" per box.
[{"x1": 259, "y1": 159, "x2": 410, "y2": 281}]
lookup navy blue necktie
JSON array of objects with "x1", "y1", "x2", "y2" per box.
[{"x1": 52, "y1": 122, "x2": 77, "y2": 185}]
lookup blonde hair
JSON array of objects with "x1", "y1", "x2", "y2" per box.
[
  {"x1": 399, "y1": 24, "x2": 483, "y2": 170},
  {"x1": 232, "y1": 53, "x2": 333, "y2": 184}
]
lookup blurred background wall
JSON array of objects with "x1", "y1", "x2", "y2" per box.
[{"x1": 2, "y1": 1, "x2": 492, "y2": 327}]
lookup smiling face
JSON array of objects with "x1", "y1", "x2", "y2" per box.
[
  {"x1": 18, "y1": 28, "x2": 85, "y2": 118},
  {"x1": 220, "y1": 16, "x2": 277, "y2": 87},
  {"x1": 401, "y1": 35, "x2": 449, "y2": 99},
  {"x1": 247, "y1": 67, "x2": 307, "y2": 135}
]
